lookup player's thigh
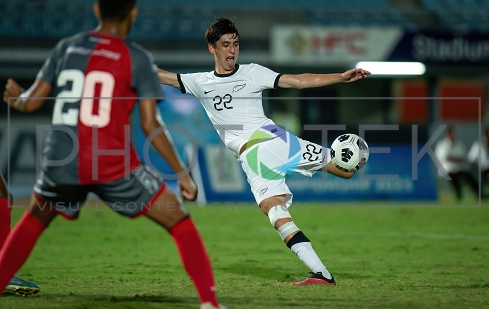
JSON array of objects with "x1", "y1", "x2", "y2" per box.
[
  {"x1": 94, "y1": 165, "x2": 188, "y2": 228},
  {"x1": 34, "y1": 172, "x2": 89, "y2": 220},
  {"x1": 144, "y1": 187, "x2": 189, "y2": 230},
  {"x1": 28, "y1": 195, "x2": 58, "y2": 227},
  {"x1": 239, "y1": 147, "x2": 293, "y2": 209}
]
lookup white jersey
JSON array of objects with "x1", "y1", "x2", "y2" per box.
[
  {"x1": 468, "y1": 136, "x2": 489, "y2": 170},
  {"x1": 435, "y1": 137, "x2": 469, "y2": 175},
  {"x1": 178, "y1": 63, "x2": 282, "y2": 157}
]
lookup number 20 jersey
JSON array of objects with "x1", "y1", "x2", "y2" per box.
[
  {"x1": 37, "y1": 31, "x2": 162, "y2": 185},
  {"x1": 178, "y1": 64, "x2": 282, "y2": 158}
]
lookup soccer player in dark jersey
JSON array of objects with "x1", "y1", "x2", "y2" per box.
[
  {"x1": 1, "y1": 1, "x2": 224, "y2": 308},
  {"x1": 0, "y1": 172, "x2": 40, "y2": 295}
]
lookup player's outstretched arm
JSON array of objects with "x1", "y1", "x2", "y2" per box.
[
  {"x1": 157, "y1": 68, "x2": 181, "y2": 89},
  {"x1": 323, "y1": 162, "x2": 355, "y2": 179},
  {"x1": 139, "y1": 99, "x2": 197, "y2": 200},
  {"x1": 3, "y1": 79, "x2": 52, "y2": 112},
  {"x1": 278, "y1": 68, "x2": 371, "y2": 89}
]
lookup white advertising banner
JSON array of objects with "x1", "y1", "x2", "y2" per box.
[{"x1": 271, "y1": 26, "x2": 403, "y2": 66}]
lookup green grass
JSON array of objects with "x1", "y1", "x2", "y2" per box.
[{"x1": 1, "y1": 199, "x2": 489, "y2": 309}]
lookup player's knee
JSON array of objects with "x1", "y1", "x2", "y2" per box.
[
  {"x1": 29, "y1": 203, "x2": 56, "y2": 227},
  {"x1": 268, "y1": 205, "x2": 290, "y2": 226},
  {"x1": 166, "y1": 214, "x2": 190, "y2": 230},
  {"x1": 259, "y1": 196, "x2": 286, "y2": 215},
  {"x1": 268, "y1": 205, "x2": 299, "y2": 240},
  {"x1": 274, "y1": 217, "x2": 292, "y2": 228},
  {"x1": 146, "y1": 197, "x2": 190, "y2": 230}
]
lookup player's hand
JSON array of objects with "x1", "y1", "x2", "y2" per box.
[
  {"x1": 341, "y1": 68, "x2": 371, "y2": 83},
  {"x1": 178, "y1": 175, "x2": 198, "y2": 201},
  {"x1": 3, "y1": 79, "x2": 25, "y2": 105}
]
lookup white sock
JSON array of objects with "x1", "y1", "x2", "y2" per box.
[{"x1": 290, "y1": 242, "x2": 333, "y2": 279}]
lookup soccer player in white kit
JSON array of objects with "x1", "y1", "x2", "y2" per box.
[{"x1": 158, "y1": 18, "x2": 370, "y2": 286}]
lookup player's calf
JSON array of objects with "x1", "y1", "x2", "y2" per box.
[
  {"x1": 145, "y1": 188, "x2": 221, "y2": 307},
  {"x1": 260, "y1": 196, "x2": 336, "y2": 285}
]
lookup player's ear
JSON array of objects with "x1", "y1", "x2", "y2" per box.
[
  {"x1": 93, "y1": 3, "x2": 100, "y2": 19},
  {"x1": 130, "y1": 7, "x2": 138, "y2": 23},
  {"x1": 208, "y1": 43, "x2": 216, "y2": 55}
]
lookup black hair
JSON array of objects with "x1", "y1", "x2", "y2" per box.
[
  {"x1": 98, "y1": 0, "x2": 136, "y2": 22},
  {"x1": 205, "y1": 17, "x2": 240, "y2": 45}
]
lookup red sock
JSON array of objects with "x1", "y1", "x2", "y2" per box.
[
  {"x1": 0, "y1": 211, "x2": 46, "y2": 293},
  {"x1": 0, "y1": 198, "x2": 12, "y2": 249},
  {"x1": 170, "y1": 218, "x2": 218, "y2": 307}
]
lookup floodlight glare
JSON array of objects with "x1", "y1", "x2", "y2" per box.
[{"x1": 355, "y1": 61, "x2": 426, "y2": 75}]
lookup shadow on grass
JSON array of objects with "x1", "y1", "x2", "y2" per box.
[
  {"x1": 2, "y1": 292, "x2": 194, "y2": 304},
  {"x1": 218, "y1": 262, "x2": 377, "y2": 283},
  {"x1": 217, "y1": 262, "x2": 296, "y2": 281}
]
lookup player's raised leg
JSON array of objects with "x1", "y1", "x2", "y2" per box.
[
  {"x1": 0, "y1": 173, "x2": 41, "y2": 295},
  {"x1": 144, "y1": 186, "x2": 224, "y2": 309},
  {"x1": 0, "y1": 192, "x2": 56, "y2": 295},
  {"x1": 259, "y1": 195, "x2": 336, "y2": 286}
]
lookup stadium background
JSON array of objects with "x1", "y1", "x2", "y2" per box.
[
  {"x1": 1, "y1": 1, "x2": 489, "y2": 309},
  {"x1": 0, "y1": 0, "x2": 486, "y2": 204}
]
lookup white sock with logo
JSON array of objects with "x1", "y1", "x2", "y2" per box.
[{"x1": 290, "y1": 242, "x2": 333, "y2": 280}]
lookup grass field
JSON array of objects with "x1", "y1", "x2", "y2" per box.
[{"x1": 1, "y1": 199, "x2": 489, "y2": 309}]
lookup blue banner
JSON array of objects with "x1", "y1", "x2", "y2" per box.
[
  {"x1": 192, "y1": 144, "x2": 437, "y2": 202},
  {"x1": 388, "y1": 31, "x2": 489, "y2": 65}
]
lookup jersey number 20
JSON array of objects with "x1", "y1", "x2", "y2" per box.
[{"x1": 53, "y1": 69, "x2": 114, "y2": 128}]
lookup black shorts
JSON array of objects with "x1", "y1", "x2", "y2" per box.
[{"x1": 33, "y1": 165, "x2": 166, "y2": 219}]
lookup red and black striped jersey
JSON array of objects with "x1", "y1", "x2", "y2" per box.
[{"x1": 38, "y1": 31, "x2": 162, "y2": 185}]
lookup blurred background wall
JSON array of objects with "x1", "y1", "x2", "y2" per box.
[{"x1": 1, "y1": 0, "x2": 487, "y2": 203}]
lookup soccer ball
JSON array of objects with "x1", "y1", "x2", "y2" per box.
[{"x1": 330, "y1": 134, "x2": 369, "y2": 172}]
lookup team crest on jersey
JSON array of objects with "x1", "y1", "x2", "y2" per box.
[{"x1": 233, "y1": 83, "x2": 246, "y2": 92}]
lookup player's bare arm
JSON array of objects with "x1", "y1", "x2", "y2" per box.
[
  {"x1": 324, "y1": 162, "x2": 355, "y2": 179},
  {"x1": 3, "y1": 78, "x2": 52, "y2": 112},
  {"x1": 278, "y1": 68, "x2": 371, "y2": 89},
  {"x1": 139, "y1": 99, "x2": 197, "y2": 200},
  {"x1": 157, "y1": 69, "x2": 180, "y2": 89}
]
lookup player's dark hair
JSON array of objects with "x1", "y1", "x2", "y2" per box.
[
  {"x1": 98, "y1": 0, "x2": 136, "y2": 22},
  {"x1": 205, "y1": 17, "x2": 240, "y2": 45}
]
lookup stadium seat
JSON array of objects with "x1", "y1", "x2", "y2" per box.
[{"x1": 1, "y1": 0, "x2": 487, "y2": 40}]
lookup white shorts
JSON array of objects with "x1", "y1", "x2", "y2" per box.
[{"x1": 239, "y1": 131, "x2": 330, "y2": 207}]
